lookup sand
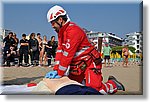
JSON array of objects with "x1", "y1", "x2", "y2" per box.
[{"x1": 1, "y1": 62, "x2": 143, "y2": 95}]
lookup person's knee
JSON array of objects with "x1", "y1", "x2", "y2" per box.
[{"x1": 85, "y1": 69, "x2": 102, "y2": 90}]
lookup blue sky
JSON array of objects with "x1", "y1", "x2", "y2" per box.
[{"x1": 3, "y1": 2, "x2": 142, "y2": 40}]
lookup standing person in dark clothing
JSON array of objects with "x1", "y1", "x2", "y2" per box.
[
  {"x1": 19, "y1": 34, "x2": 29, "y2": 67},
  {"x1": 3, "y1": 32, "x2": 15, "y2": 50},
  {"x1": 47, "y1": 40, "x2": 52, "y2": 67},
  {"x1": 47, "y1": 36, "x2": 58, "y2": 67},
  {"x1": 3, "y1": 32, "x2": 16, "y2": 65},
  {"x1": 12, "y1": 33, "x2": 19, "y2": 51},
  {"x1": 13, "y1": 33, "x2": 19, "y2": 66},
  {"x1": 29, "y1": 33, "x2": 39, "y2": 66},
  {"x1": 50, "y1": 36, "x2": 58, "y2": 59}
]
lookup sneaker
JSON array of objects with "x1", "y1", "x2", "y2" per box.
[
  {"x1": 27, "y1": 64, "x2": 30, "y2": 66},
  {"x1": 108, "y1": 76, "x2": 125, "y2": 91},
  {"x1": 38, "y1": 64, "x2": 41, "y2": 67},
  {"x1": 48, "y1": 65, "x2": 52, "y2": 68},
  {"x1": 18, "y1": 64, "x2": 22, "y2": 67},
  {"x1": 24, "y1": 63, "x2": 30, "y2": 67},
  {"x1": 30, "y1": 65, "x2": 34, "y2": 67}
]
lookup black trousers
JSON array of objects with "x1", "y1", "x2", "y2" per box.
[
  {"x1": 3, "y1": 46, "x2": 9, "y2": 64},
  {"x1": 19, "y1": 49, "x2": 29, "y2": 64},
  {"x1": 30, "y1": 50, "x2": 39, "y2": 65},
  {"x1": 47, "y1": 48, "x2": 52, "y2": 66},
  {"x1": 6, "y1": 55, "x2": 15, "y2": 66}
]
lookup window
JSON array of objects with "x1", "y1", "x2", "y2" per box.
[
  {"x1": 137, "y1": 35, "x2": 139, "y2": 39},
  {"x1": 137, "y1": 40, "x2": 139, "y2": 44},
  {"x1": 137, "y1": 45, "x2": 139, "y2": 48}
]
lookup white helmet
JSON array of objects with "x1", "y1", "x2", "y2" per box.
[{"x1": 47, "y1": 5, "x2": 67, "y2": 22}]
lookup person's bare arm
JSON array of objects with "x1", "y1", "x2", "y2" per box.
[{"x1": 20, "y1": 43, "x2": 28, "y2": 46}]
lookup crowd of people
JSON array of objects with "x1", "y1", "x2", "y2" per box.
[{"x1": 2, "y1": 32, "x2": 58, "y2": 67}]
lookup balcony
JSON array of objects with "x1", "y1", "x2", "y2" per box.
[
  {"x1": 126, "y1": 42, "x2": 135, "y2": 45},
  {"x1": 128, "y1": 37, "x2": 135, "y2": 40}
]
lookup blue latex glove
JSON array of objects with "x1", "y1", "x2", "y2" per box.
[
  {"x1": 45, "y1": 71, "x2": 61, "y2": 79},
  {"x1": 54, "y1": 75, "x2": 61, "y2": 79}
]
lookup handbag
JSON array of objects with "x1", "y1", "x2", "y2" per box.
[{"x1": 32, "y1": 46, "x2": 37, "y2": 51}]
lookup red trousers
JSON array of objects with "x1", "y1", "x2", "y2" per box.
[{"x1": 68, "y1": 61, "x2": 117, "y2": 94}]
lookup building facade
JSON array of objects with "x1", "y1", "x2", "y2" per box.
[
  {"x1": 0, "y1": 28, "x2": 12, "y2": 39},
  {"x1": 86, "y1": 31, "x2": 123, "y2": 52},
  {"x1": 124, "y1": 32, "x2": 143, "y2": 53}
]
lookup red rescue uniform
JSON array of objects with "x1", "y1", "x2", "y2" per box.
[{"x1": 53, "y1": 21, "x2": 117, "y2": 94}]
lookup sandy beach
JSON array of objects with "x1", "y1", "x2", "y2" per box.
[{"x1": 1, "y1": 62, "x2": 143, "y2": 95}]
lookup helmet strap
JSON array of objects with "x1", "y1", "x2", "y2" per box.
[{"x1": 55, "y1": 21, "x2": 63, "y2": 28}]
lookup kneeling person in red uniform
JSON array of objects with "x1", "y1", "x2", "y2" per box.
[{"x1": 46, "y1": 5, "x2": 125, "y2": 94}]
